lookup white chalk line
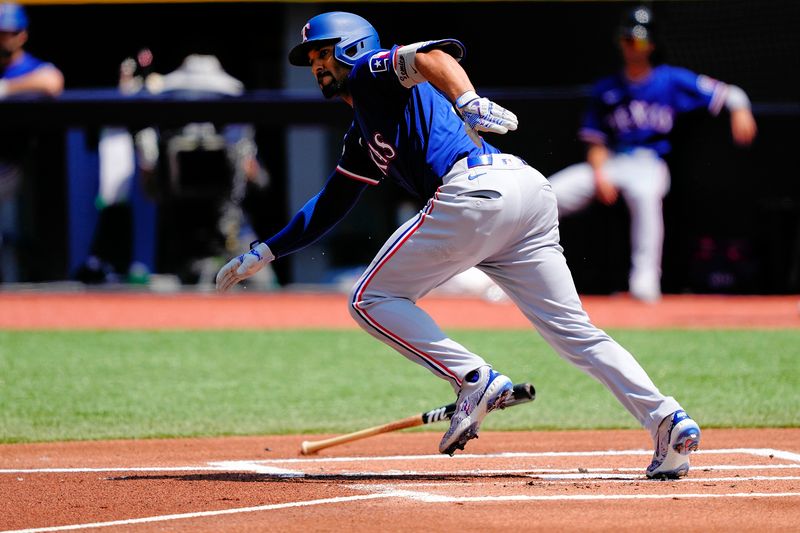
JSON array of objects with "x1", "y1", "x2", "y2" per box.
[
  {"x1": 206, "y1": 462, "x2": 800, "y2": 478},
  {"x1": 377, "y1": 474, "x2": 800, "y2": 484},
  {"x1": 4, "y1": 463, "x2": 800, "y2": 477},
  {"x1": 242, "y1": 448, "x2": 800, "y2": 464},
  {"x1": 2, "y1": 447, "x2": 797, "y2": 476},
  {"x1": 0, "y1": 493, "x2": 396, "y2": 533},
  {"x1": 0, "y1": 465, "x2": 300, "y2": 475},
  {"x1": 9, "y1": 489, "x2": 798, "y2": 533},
  {"x1": 2, "y1": 446, "x2": 799, "y2": 477},
  {"x1": 350, "y1": 485, "x2": 800, "y2": 503}
]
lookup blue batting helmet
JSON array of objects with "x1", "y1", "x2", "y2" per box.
[
  {"x1": 288, "y1": 12, "x2": 380, "y2": 67},
  {"x1": 0, "y1": 2, "x2": 28, "y2": 32}
]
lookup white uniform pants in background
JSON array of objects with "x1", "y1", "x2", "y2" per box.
[
  {"x1": 547, "y1": 149, "x2": 670, "y2": 301},
  {"x1": 348, "y1": 154, "x2": 680, "y2": 439},
  {"x1": 98, "y1": 127, "x2": 136, "y2": 207}
]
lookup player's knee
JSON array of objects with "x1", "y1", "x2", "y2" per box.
[
  {"x1": 347, "y1": 298, "x2": 360, "y2": 321},
  {"x1": 347, "y1": 290, "x2": 384, "y2": 327},
  {"x1": 347, "y1": 291, "x2": 368, "y2": 325}
]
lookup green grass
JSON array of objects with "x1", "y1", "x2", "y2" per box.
[{"x1": 0, "y1": 329, "x2": 798, "y2": 443}]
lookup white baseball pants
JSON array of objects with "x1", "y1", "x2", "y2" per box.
[
  {"x1": 547, "y1": 149, "x2": 671, "y2": 300},
  {"x1": 348, "y1": 154, "x2": 680, "y2": 438}
]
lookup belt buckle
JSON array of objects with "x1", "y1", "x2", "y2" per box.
[{"x1": 466, "y1": 154, "x2": 493, "y2": 169}]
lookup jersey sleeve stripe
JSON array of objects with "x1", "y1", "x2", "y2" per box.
[
  {"x1": 336, "y1": 165, "x2": 380, "y2": 185},
  {"x1": 709, "y1": 83, "x2": 729, "y2": 116}
]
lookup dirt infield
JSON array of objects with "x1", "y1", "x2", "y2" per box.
[
  {"x1": 1, "y1": 291, "x2": 798, "y2": 531},
  {"x1": 2, "y1": 430, "x2": 799, "y2": 532}
]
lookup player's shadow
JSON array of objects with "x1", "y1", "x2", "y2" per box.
[{"x1": 109, "y1": 472, "x2": 535, "y2": 483}]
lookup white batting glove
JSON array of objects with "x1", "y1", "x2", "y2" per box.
[
  {"x1": 215, "y1": 242, "x2": 275, "y2": 292},
  {"x1": 455, "y1": 90, "x2": 518, "y2": 147}
]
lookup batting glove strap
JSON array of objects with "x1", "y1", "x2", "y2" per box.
[
  {"x1": 238, "y1": 242, "x2": 275, "y2": 272},
  {"x1": 215, "y1": 242, "x2": 274, "y2": 292},
  {"x1": 455, "y1": 90, "x2": 479, "y2": 109}
]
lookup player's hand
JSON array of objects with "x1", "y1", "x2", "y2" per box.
[
  {"x1": 594, "y1": 171, "x2": 618, "y2": 206},
  {"x1": 455, "y1": 90, "x2": 518, "y2": 147},
  {"x1": 215, "y1": 242, "x2": 275, "y2": 292},
  {"x1": 730, "y1": 109, "x2": 757, "y2": 146}
]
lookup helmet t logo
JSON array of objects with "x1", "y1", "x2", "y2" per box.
[{"x1": 288, "y1": 12, "x2": 380, "y2": 67}]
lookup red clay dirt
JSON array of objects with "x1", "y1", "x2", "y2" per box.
[
  {"x1": 0, "y1": 292, "x2": 798, "y2": 329},
  {"x1": 1, "y1": 291, "x2": 798, "y2": 531},
  {"x1": 2, "y1": 430, "x2": 799, "y2": 532}
]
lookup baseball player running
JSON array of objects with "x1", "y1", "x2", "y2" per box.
[
  {"x1": 1, "y1": 2, "x2": 64, "y2": 282},
  {"x1": 217, "y1": 11, "x2": 699, "y2": 478},
  {"x1": 0, "y1": 2, "x2": 63, "y2": 99},
  {"x1": 548, "y1": 5, "x2": 757, "y2": 302}
]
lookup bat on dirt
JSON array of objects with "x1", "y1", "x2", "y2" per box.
[{"x1": 300, "y1": 382, "x2": 535, "y2": 455}]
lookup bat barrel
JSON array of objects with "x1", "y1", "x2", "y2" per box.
[{"x1": 300, "y1": 414, "x2": 423, "y2": 455}]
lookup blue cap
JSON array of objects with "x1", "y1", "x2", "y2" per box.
[
  {"x1": 0, "y1": 3, "x2": 28, "y2": 32},
  {"x1": 289, "y1": 12, "x2": 380, "y2": 67}
]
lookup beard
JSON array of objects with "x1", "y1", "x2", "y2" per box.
[{"x1": 318, "y1": 72, "x2": 348, "y2": 99}]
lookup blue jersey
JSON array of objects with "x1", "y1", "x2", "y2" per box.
[
  {"x1": 264, "y1": 42, "x2": 500, "y2": 259},
  {"x1": 0, "y1": 51, "x2": 54, "y2": 80},
  {"x1": 579, "y1": 65, "x2": 729, "y2": 156},
  {"x1": 335, "y1": 45, "x2": 499, "y2": 200}
]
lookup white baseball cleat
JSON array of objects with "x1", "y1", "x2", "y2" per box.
[
  {"x1": 646, "y1": 409, "x2": 701, "y2": 479},
  {"x1": 439, "y1": 366, "x2": 513, "y2": 456}
]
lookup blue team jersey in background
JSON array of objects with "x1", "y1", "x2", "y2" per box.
[
  {"x1": 335, "y1": 45, "x2": 499, "y2": 200},
  {"x1": 579, "y1": 64, "x2": 729, "y2": 156},
  {"x1": 0, "y1": 51, "x2": 54, "y2": 80}
]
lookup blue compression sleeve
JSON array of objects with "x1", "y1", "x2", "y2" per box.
[{"x1": 263, "y1": 170, "x2": 369, "y2": 258}]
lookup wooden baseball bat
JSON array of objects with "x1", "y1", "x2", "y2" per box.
[{"x1": 300, "y1": 382, "x2": 535, "y2": 455}]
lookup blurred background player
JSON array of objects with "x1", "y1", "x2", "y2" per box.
[
  {"x1": 0, "y1": 2, "x2": 62, "y2": 98},
  {"x1": 547, "y1": 4, "x2": 757, "y2": 302},
  {"x1": 0, "y1": 2, "x2": 63, "y2": 282},
  {"x1": 76, "y1": 48, "x2": 157, "y2": 284}
]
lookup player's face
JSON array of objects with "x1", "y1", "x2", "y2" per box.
[
  {"x1": 308, "y1": 45, "x2": 350, "y2": 99},
  {"x1": 620, "y1": 37, "x2": 654, "y2": 64},
  {"x1": 0, "y1": 30, "x2": 27, "y2": 64}
]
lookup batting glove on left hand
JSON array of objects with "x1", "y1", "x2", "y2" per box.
[
  {"x1": 455, "y1": 90, "x2": 518, "y2": 147},
  {"x1": 215, "y1": 242, "x2": 275, "y2": 292}
]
